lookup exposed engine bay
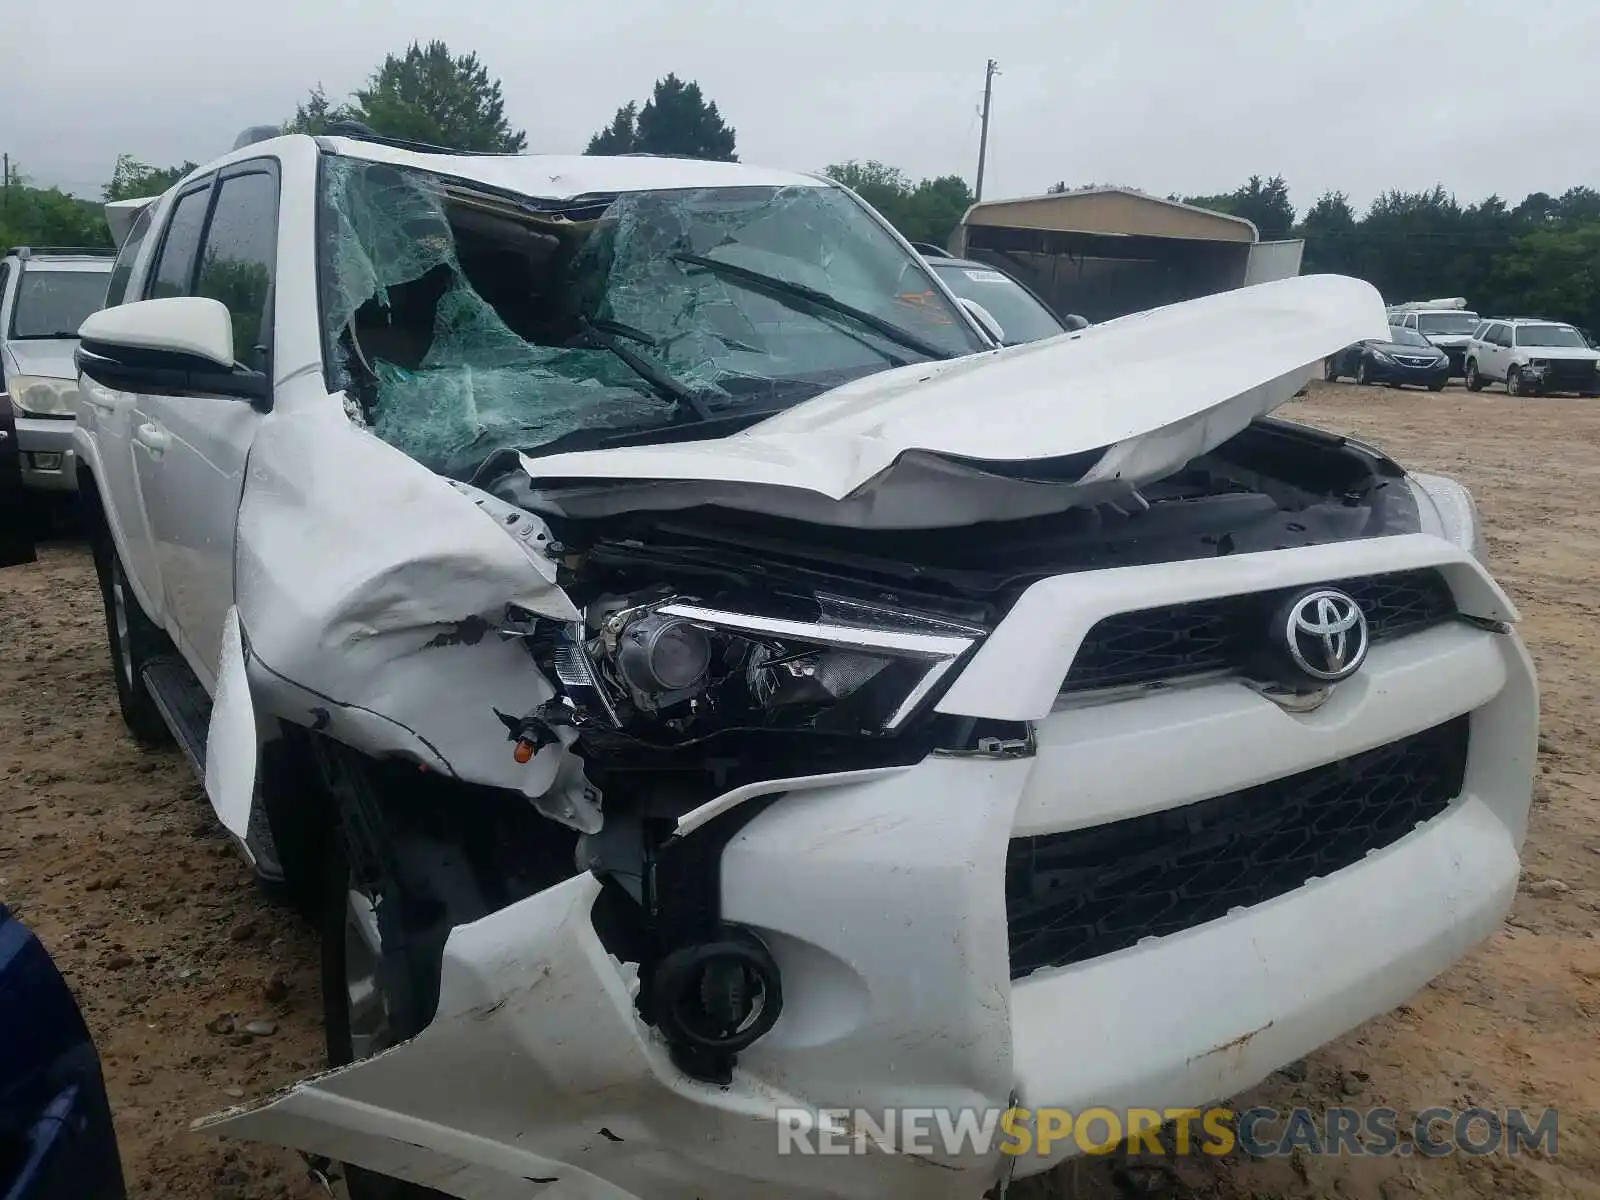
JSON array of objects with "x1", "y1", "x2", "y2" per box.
[{"x1": 410, "y1": 413, "x2": 1424, "y2": 1081}]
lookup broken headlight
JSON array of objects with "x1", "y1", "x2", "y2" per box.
[{"x1": 541, "y1": 594, "x2": 984, "y2": 738}]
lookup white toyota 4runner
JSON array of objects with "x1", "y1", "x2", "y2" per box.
[{"x1": 67, "y1": 129, "x2": 1537, "y2": 1200}]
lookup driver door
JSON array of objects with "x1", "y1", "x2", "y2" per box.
[{"x1": 0, "y1": 394, "x2": 37, "y2": 567}]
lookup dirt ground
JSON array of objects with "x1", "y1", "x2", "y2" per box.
[{"x1": 2, "y1": 380, "x2": 1597, "y2": 1200}]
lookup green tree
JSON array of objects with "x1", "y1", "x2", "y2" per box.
[
  {"x1": 822, "y1": 161, "x2": 973, "y2": 248},
  {"x1": 285, "y1": 42, "x2": 526, "y2": 152},
  {"x1": 586, "y1": 75, "x2": 737, "y2": 161},
  {"x1": 0, "y1": 165, "x2": 110, "y2": 249},
  {"x1": 1185, "y1": 175, "x2": 1294, "y2": 239},
  {"x1": 284, "y1": 85, "x2": 349, "y2": 136},
  {"x1": 585, "y1": 102, "x2": 639, "y2": 155},
  {"x1": 1298, "y1": 190, "x2": 1358, "y2": 274},
  {"x1": 104, "y1": 154, "x2": 198, "y2": 202}
]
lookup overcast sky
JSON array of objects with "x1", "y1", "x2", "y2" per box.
[{"x1": 6, "y1": 0, "x2": 1594, "y2": 215}]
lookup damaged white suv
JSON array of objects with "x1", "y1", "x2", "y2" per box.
[{"x1": 70, "y1": 130, "x2": 1537, "y2": 1200}]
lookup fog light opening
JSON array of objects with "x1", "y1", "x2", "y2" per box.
[{"x1": 652, "y1": 929, "x2": 783, "y2": 1084}]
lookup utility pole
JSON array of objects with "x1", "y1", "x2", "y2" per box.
[{"x1": 974, "y1": 59, "x2": 999, "y2": 203}]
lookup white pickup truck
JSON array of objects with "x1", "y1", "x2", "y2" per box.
[{"x1": 64, "y1": 128, "x2": 1537, "y2": 1200}]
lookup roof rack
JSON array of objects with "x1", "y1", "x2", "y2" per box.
[
  {"x1": 317, "y1": 119, "x2": 512, "y2": 158},
  {"x1": 6, "y1": 245, "x2": 117, "y2": 260}
]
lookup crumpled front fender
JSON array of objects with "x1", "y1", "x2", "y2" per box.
[{"x1": 230, "y1": 407, "x2": 593, "y2": 823}]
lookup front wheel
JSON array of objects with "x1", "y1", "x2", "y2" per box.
[
  {"x1": 1465, "y1": 359, "x2": 1484, "y2": 391},
  {"x1": 1356, "y1": 358, "x2": 1372, "y2": 386},
  {"x1": 1507, "y1": 365, "x2": 1526, "y2": 396},
  {"x1": 1324, "y1": 356, "x2": 1339, "y2": 382},
  {"x1": 90, "y1": 538, "x2": 172, "y2": 747},
  {"x1": 320, "y1": 839, "x2": 451, "y2": 1200}
]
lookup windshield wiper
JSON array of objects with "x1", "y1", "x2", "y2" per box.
[
  {"x1": 577, "y1": 315, "x2": 713, "y2": 421},
  {"x1": 671, "y1": 252, "x2": 956, "y2": 362}
]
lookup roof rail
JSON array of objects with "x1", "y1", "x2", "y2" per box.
[
  {"x1": 910, "y1": 242, "x2": 954, "y2": 257},
  {"x1": 317, "y1": 119, "x2": 512, "y2": 158},
  {"x1": 6, "y1": 245, "x2": 117, "y2": 260}
]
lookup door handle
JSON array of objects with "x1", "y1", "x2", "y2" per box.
[{"x1": 134, "y1": 423, "x2": 170, "y2": 454}]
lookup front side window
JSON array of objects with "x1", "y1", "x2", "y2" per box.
[
  {"x1": 105, "y1": 207, "x2": 155, "y2": 308},
  {"x1": 930, "y1": 262, "x2": 1064, "y2": 344},
  {"x1": 317, "y1": 157, "x2": 987, "y2": 476},
  {"x1": 148, "y1": 185, "x2": 212, "y2": 300},
  {"x1": 1416, "y1": 312, "x2": 1479, "y2": 335},
  {"x1": 1514, "y1": 323, "x2": 1587, "y2": 349},
  {"x1": 7, "y1": 268, "x2": 111, "y2": 339},
  {"x1": 195, "y1": 170, "x2": 278, "y2": 371}
]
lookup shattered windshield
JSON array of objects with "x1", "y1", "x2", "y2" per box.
[{"x1": 318, "y1": 157, "x2": 984, "y2": 475}]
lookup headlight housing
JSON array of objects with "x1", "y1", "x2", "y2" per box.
[
  {"x1": 7, "y1": 375, "x2": 78, "y2": 417},
  {"x1": 1409, "y1": 471, "x2": 1487, "y2": 563},
  {"x1": 1370, "y1": 350, "x2": 1394, "y2": 364},
  {"x1": 535, "y1": 592, "x2": 985, "y2": 741}
]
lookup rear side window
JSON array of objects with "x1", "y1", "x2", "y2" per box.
[
  {"x1": 148, "y1": 186, "x2": 212, "y2": 300},
  {"x1": 105, "y1": 207, "x2": 154, "y2": 308},
  {"x1": 194, "y1": 170, "x2": 279, "y2": 372}
]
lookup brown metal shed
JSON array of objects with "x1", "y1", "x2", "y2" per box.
[{"x1": 949, "y1": 188, "x2": 1302, "y2": 323}]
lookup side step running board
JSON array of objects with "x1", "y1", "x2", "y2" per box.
[
  {"x1": 140, "y1": 655, "x2": 286, "y2": 885},
  {"x1": 141, "y1": 656, "x2": 212, "y2": 782}
]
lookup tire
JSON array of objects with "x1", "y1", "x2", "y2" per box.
[
  {"x1": 1324, "y1": 356, "x2": 1339, "y2": 382},
  {"x1": 1356, "y1": 358, "x2": 1371, "y2": 386},
  {"x1": 1465, "y1": 359, "x2": 1484, "y2": 392},
  {"x1": 1428, "y1": 379, "x2": 1446, "y2": 392},
  {"x1": 320, "y1": 838, "x2": 452, "y2": 1200},
  {"x1": 1506, "y1": 365, "x2": 1525, "y2": 396},
  {"x1": 90, "y1": 537, "x2": 173, "y2": 747}
]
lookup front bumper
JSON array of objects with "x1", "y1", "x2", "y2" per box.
[
  {"x1": 208, "y1": 536, "x2": 1538, "y2": 1200},
  {"x1": 1366, "y1": 357, "x2": 1450, "y2": 388},
  {"x1": 1524, "y1": 362, "x2": 1600, "y2": 395},
  {"x1": 15, "y1": 415, "x2": 77, "y2": 491}
]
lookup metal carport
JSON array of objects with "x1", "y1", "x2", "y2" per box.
[{"x1": 948, "y1": 187, "x2": 1303, "y2": 323}]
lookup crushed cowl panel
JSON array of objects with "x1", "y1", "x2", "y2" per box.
[{"x1": 512, "y1": 274, "x2": 1389, "y2": 528}]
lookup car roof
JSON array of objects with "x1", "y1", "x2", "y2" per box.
[{"x1": 194, "y1": 133, "x2": 830, "y2": 201}]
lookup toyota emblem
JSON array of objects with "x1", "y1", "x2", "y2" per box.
[{"x1": 1282, "y1": 588, "x2": 1369, "y2": 682}]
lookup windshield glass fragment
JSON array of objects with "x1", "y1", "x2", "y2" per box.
[{"x1": 318, "y1": 158, "x2": 983, "y2": 475}]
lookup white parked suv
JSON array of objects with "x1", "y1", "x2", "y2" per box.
[
  {"x1": 1463, "y1": 317, "x2": 1600, "y2": 396},
  {"x1": 62, "y1": 127, "x2": 1537, "y2": 1200},
  {"x1": 0, "y1": 245, "x2": 115, "y2": 492}
]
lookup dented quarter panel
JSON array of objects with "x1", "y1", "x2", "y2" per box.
[
  {"x1": 231, "y1": 395, "x2": 588, "y2": 808},
  {"x1": 515, "y1": 274, "x2": 1391, "y2": 528}
]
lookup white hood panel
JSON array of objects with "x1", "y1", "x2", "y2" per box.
[{"x1": 517, "y1": 275, "x2": 1389, "y2": 528}]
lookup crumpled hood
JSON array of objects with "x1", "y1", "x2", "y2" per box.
[
  {"x1": 1523, "y1": 347, "x2": 1600, "y2": 362},
  {"x1": 515, "y1": 274, "x2": 1390, "y2": 529},
  {"x1": 4, "y1": 338, "x2": 78, "y2": 380}
]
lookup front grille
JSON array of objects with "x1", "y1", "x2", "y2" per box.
[
  {"x1": 1394, "y1": 355, "x2": 1439, "y2": 368},
  {"x1": 1004, "y1": 717, "x2": 1470, "y2": 979},
  {"x1": 1535, "y1": 360, "x2": 1598, "y2": 390},
  {"x1": 1061, "y1": 568, "x2": 1456, "y2": 694}
]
